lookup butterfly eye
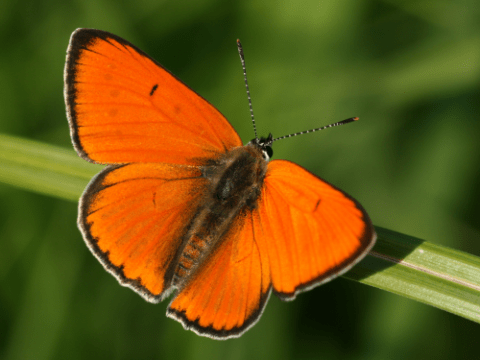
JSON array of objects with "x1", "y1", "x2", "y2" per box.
[{"x1": 262, "y1": 146, "x2": 273, "y2": 161}]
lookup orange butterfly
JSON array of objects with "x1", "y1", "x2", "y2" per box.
[{"x1": 64, "y1": 28, "x2": 376, "y2": 339}]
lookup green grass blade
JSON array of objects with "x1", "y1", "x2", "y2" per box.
[
  {"x1": 344, "y1": 227, "x2": 480, "y2": 323},
  {"x1": 1, "y1": 133, "x2": 480, "y2": 323},
  {"x1": 0, "y1": 133, "x2": 101, "y2": 201}
]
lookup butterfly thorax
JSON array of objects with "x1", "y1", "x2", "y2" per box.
[{"x1": 170, "y1": 143, "x2": 268, "y2": 287}]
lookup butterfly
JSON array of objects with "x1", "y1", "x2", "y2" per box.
[{"x1": 64, "y1": 28, "x2": 376, "y2": 340}]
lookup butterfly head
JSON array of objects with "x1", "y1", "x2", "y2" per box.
[{"x1": 248, "y1": 133, "x2": 273, "y2": 161}]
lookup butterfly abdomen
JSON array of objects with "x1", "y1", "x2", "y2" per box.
[{"x1": 170, "y1": 144, "x2": 268, "y2": 287}]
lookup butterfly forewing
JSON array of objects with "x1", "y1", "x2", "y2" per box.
[
  {"x1": 64, "y1": 29, "x2": 242, "y2": 165},
  {"x1": 259, "y1": 160, "x2": 376, "y2": 299}
]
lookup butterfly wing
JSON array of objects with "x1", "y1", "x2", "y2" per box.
[
  {"x1": 79, "y1": 162, "x2": 208, "y2": 302},
  {"x1": 258, "y1": 160, "x2": 376, "y2": 300},
  {"x1": 167, "y1": 209, "x2": 272, "y2": 339},
  {"x1": 66, "y1": 29, "x2": 245, "y2": 302},
  {"x1": 166, "y1": 159, "x2": 375, "y2": 338},
  {"x1": 64, "y1": 28, "x2": 242, "y2": 165}
]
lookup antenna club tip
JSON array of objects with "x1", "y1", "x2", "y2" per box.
[{"x1": 352, "y1": 117, "x2": 359, "y2": 121}]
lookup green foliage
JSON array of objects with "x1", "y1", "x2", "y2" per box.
[{"x1": 1, "y1": 1, "x2": 480, "y2": 359}]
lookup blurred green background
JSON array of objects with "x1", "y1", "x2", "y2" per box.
[{"x1": 1, "y1": 0, "x2": 480, "y2": 359}]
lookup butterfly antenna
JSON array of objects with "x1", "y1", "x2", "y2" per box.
[
  {"x1": 272, "y1": 117, "x2": 359, "y2": 142},
  {"x1": 237, "y1": 39, "x2": 258, "y2": 140}
]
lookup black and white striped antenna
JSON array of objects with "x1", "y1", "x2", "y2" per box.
[
  {"x1": 236, "y1": 40, "x2": 358, "y2": 144},
  {"x1": 272, "y1": 117, "x2": 358, "y2": 142},
  {"x1": 237, "y1": 39, "x2": 258, "y2": 140}
]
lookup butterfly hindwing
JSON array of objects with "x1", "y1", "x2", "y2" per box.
[
  {"x1": 79, "y1": 162, "x2": 208, "y2": 302},
  {"x1": 167, "y1": 209, "x2": 271, "y2": 339},
  {"x1": 258, "y1": 160, "x2": 376, "y2": 300},
  {"x1": 64, "y1": 28, "x2": 242, "y2": 165}
]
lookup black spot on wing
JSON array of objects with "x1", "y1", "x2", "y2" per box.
[{"x1": 150, "y1": 84, "x2": 158, "y2": 96}]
